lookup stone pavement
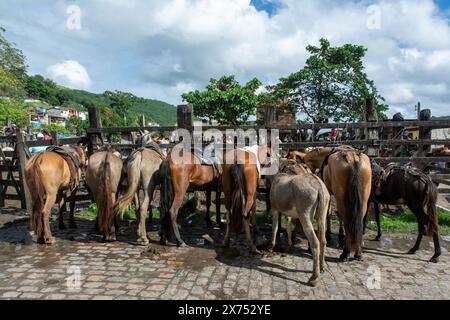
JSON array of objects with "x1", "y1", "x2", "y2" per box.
[{"x1": 0, "y1": 209, "x2": 449, "y2": 300}]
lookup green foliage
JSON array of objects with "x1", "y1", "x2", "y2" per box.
[
  {"x1": 271, "y1": 38, "x2": 388, "y2": 123},
  {"x1": 182, "y1": 75, "x2": 262, "y2": 125},
  {"x1": 0, "y1": 98, "x2": 28, "y2": 127},
  {"x1": 0, "y1": 28, "x2": 27, "y2": 98},
  {"x1": 43, "y1": 123, "x2": 69, "y2": 134},
  {"x1": 103, "y1": 91, "x2": 138, "y2": 123},
  {"x1": 66, "y1": 115, "x2": 88, "y2": 135}
]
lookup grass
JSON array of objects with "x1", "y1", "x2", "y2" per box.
[
  {"x1": 365, "y1": 207, "x2": 450, "y2": 235},
  {"x1": 75, "y1": 200, "x2": 450, "y2": 236}
]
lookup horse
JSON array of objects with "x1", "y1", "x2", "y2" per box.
[
  {"x1": 267, "y1": 159, "x2": 330, "y2": 287},
  {"x1": 366, "y1": 162, "x2": 441, "y2": 262},
  {"x1": 159, "y1": 148, "x2": 222, "y2": 246},
  {"x1": 222, "y1": 145, "x2": 274, "y2": 253},
  {"x1": 85, "y1": 149, "x2": 123, "y2": 242},
  {"x1": 24, "y1": 145, "x2": 86, "y2": 244},
  {"x1": 115, "y1": 138, "x2": 165, "y2": 245},
  {"x1": 286, "y1": 150, "x2": 307, "y2": 163},
  {"x1": 303, "y1": 146, "x2": 372, "y2": 261}
]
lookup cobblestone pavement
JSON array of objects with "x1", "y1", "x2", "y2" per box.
[{"x1": 0, "y1": 209, "x2": 449, "y2": 300}]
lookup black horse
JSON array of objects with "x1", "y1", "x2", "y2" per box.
[{"x1": 365, "y1": 162, "x2": 441, "y2": 263}]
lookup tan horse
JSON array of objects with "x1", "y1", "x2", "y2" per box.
[
  {"x1": 222, "y1": 145, "x2": 273, "y2": 253},
  {"x1": 115, "y1": 144, "x2": 164, "y2": 245},
  {"x1": 25, "y1": 146, "x2": 86, "y2": 244},
  {"x1": 286, "y1": 150, "x2": 307, "y2": 162},
  {"x1": 85, "y1": 149, "x2": 123, "y2": 242},
  {"x1": 159, "y1": 149, "x2": 222, "y2": 246},
  {"x1": 303, "y1": 147, "x2": 372, "y2": 261}
]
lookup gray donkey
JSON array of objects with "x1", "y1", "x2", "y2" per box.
[{"x1": 268, "y1": 160, "x2": 330, "y2": 287}]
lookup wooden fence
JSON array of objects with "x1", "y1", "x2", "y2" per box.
[{"x1": 1, "y1": 102, "x2": 450, "y2": 214}]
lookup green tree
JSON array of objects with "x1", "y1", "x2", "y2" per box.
[
  {"x1": 0, "y1": 27, "x2": 27, "y2": 98},
  {"x1": 271, "y1": 38, "x2": 387, "y2": 123},
  {"x1": 182, "y1": 75, "x2": 262, "y2": 125},
  {"x1": 0, "y1": 98, "x2": 28, "y2": 127},
  {"x1": 103, "y1": 90, "x2": 138, "y2": 123},
  {"x1": 66, "y1": 115, "x2": 88, "y2": 135}
]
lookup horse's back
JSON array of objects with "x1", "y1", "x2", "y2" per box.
[
  {"x1": 86, "y1": 151, "x2": 123, "y2": 193},
  {"x1": 26, "y1": 152, "x2": 69, "y2": 191}
]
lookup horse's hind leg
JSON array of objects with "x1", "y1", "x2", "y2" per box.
[
  {"x1": 41, "y1": 193, "x2": 57, "y2": 245},
  {"x1": 57, "y1": 192, "x2": 66, "y2": 230},
  {"x1": 430, "y1": 231, "x2": 441, "y2": 263},
  {"x1": 408, "y1": 221, "x2": 425, "y2": 255},
  {"x1": 205, "y1": 190, "x2": 212, "y2": 228},
  {"x1": 137, "y1": 188, "x2": 150, "y2": 245},
  {"x1": 69, "y1": 189, "x2": 77, "y2": 229},
  {"x1": 374, "y1": 202, "x2": 382, "y2": 241},
  {"x1": 215, "y1": 190, "x2": 224, "y2": 229}
]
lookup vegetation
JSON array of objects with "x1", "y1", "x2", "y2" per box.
[
  {"x1": 182, "y1": 75, "x2": 262, "y2": 125},
  {"x1": 269, "y1": 38, "x2": 388, "y2": 123}
]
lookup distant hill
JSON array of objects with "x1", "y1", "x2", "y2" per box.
[
  {"x1": 432, "y1": 116, "x2": 450, "y2": 120},
  {"x1": 61, "y1": 88, "x2": 177, "y2": 126}
]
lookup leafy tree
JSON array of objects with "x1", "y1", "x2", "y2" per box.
[
  {"x1": 271, "y1": 38, "x2": 387, "y2": 123},
  {"x1": 66, "y1": 115, "x2": 88, "y2": 135},
  {"x1": 103, "y1": 90, "x2": 138, "y2": 123},
  {"x1": 0, "y1": 27, "x2": 27, "y2": 98},
  {"x1": 0, "y1": 98, "x2": 28, "y2": 127},
  {"x1": 182, "y1": 75, "x2": 262, "y2": 125}
]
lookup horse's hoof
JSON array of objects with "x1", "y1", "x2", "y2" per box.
[
  {"x1": 374, "y1": 236, "x2": 381, "y2": 242},
  {"x1": 354, "y1": 255, "x2": 363, "y2": 261},
  {"x1": 320, "y1": 267, "x2": 325, "y2": 274},
  {"x1": 339, "y1": 254, "x2": 349, "y2": 262},
  {"x1": 178, "y1": 241, "x2": 187, "y2": 248},
  {"x1": 137, "y1": 237, "x2": 149, "y2": 246},
  {"x1": 407, "y1": 248, "x2": 417, "y2": 255},
  {"x1": 44, "y1": 237, "x2": 54, "y2": 245},
  {"x1": 308, "y1": 277, "x2": 319, "y2": 287},
  {"x1": 429, "y1": 256, "x2": 440, "y2": 263}
]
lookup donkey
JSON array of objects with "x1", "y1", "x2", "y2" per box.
[
  {"x1": 267, "y1": 159, "x2": 330, "y2": 287},
  {"x1": 85, "y1": 149, "x2": 123, "y2": 242}
]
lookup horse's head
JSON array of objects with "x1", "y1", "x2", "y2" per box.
[{"x1": 73, "y1": 145, "x2": 87, "y2": 168}]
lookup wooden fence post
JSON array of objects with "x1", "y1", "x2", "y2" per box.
[
  {"x1": 16, "y1": 129, "x2": 32, "y2": 213},
  {"x1": 51, "y1": 131, "x2": 59, "y2": 146},
  {"x1": 87, "y1": 107, "x2": 103, "y2": 156},
  {"x1": 419, "y1": 107, "x2": 432, "y2": 156},
  {"x1": 365, "y1": 97, "x2": 379, "y2": 157},
  {"x1": 177, "y1": 104, "x2": 193, "y2": 130}
]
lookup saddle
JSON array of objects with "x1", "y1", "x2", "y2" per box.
[
  {"x1": 138, "y1": 141, "x2": 165, "y2": 160},
  {"x1": 46, "y1": 146, "x2": 81, "y2": 191},
  {"x1": 374, "y1": 163, "x2": 433, "y2": 196},
  {"x1": 193, "y1": 147, "x2": 222, "y2": 178}
]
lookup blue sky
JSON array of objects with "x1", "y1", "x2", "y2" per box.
[{"x1": 1, "y1": 0, "x2": 450, "y2": 118}]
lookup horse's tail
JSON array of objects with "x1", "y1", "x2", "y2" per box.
[
  {"x1": 159, "y1": 160, "x2": 174, "y2": 241},
  {"x1": 424, "y1": 178, "x2": 439, "y2": 236},
  {"x1": 345, "y1": 154, "x2": 364, "y2": 249},
  {"x1": 315, "y1": 178, "x2": 330, "y2": 244},
  {"x1": 229, "y1": 164, "x2": 246, "y2": 233},
  {"x1": 26, "y1": 154, "x2": 46, "y2": 234},
  {"x1": 97, "y1": 152, "x2": 114, "y2": 235},
  {"x1": 115, "y1": 151, "x2": 141, "y2": 218}
]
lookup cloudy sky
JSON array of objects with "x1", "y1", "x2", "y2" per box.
[{"x1": 1, "y1": 0, "x2": 449, "y2": 118}]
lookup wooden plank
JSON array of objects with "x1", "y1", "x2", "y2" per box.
[
  {"x1": 25, "y1": 137, "x2": 84, "y2": 148},
  {"x1": 373, "y1": 157, "x2": 450, "y2": 163},
  {"x1": 16, "y1": 130, "x2": 32, "y2": 213}
]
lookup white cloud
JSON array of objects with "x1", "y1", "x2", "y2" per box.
[
  {"x1": 46, "y1": 60, "x2": 92, "y2": 90},
  {"x1": 1, "y1": 0, "x2": 450, "y2": 117}
]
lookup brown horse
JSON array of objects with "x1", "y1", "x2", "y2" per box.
[
  {"x1": 303, "y1": 147, "x2": 372, "y2": 261},
  {"x1": 85, "y1": 149, "x2": 123, "y2": 242},
  {"x1": 25, "y1": 146, "x2": 86, "y2": 244},
  {"x1": 366, "y1": 162, "x2": 441, "y2": 262},
  {"x1": 222, "y1": 145, "x2": 274, "y2": 253},
  {"x1": 115, "y1": 143, "x2": 164, "y2": 245},
  {"x1": 286, "y1": 150, "x2": 307, "y2": 163},
  {"x1": 159, "y1": 148, "x2": 222, "y2": 246}
]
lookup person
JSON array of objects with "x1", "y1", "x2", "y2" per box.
[
  {"x1": 42, "y1": 128, "x2": 51, "y2": 140},
  {"x1": 330, "y1": 128, "x2": 337, "y2": 142},
  {"x1": 29, "y1": 133, "x2": 47, "y2": 154}
]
